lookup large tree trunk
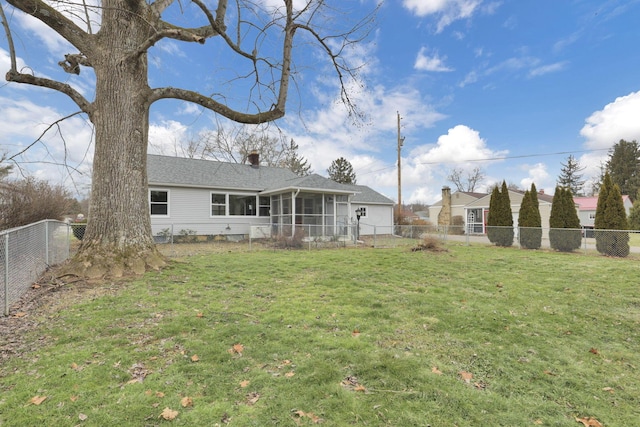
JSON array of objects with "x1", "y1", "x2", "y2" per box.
[{"x1": 67, "y1": 0, "x2": 165, "y2": 278}]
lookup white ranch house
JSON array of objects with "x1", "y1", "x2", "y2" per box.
[{"x1": 147, "y1": 154, "x2": 394, "y2": 241}]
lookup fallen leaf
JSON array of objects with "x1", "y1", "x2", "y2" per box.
[
  {"x1": 180, "y1": 396, "x2": 193, "y2": 407},
  {"x1": 575, "y1": 416, "x2": 603, "y2": 427},
  {"x1": 294, "y1": 410, "x2": 322, "y2": 424},
  {"x1": 70, "y1": 395, "x2": 79, "y2": 402},
  {"x1": 240, "y1": 380, "x2": 250, "y2": 388},
  {"x1": 589, "y1": 348, "x2": 599, "y2": 355},
  {"x1": 431, "y1": 366, "x2": 443, "y2": 375},
  {"x1": 78, "y1": 413, "x2": 88, "y2": 421},
  {"x1": 228, "y1": 343, "x2": 244, "y2": 355},
  {"x1": 354, "y1": 384, "x2": 367, "y2": 392},
  {"x1": 534, "y1": 419, "x2": 543, "y2": 425},
  {"x1": 246, "y1": 392, "x2": 260, "y2": 405},
  {"x1": 196, "y1": 312, "x2": 203, "y2": 318},
  {"x1": 459, "y1": 371, "x2": 473, "y2": 383},
  {"x1": 155, "y1": 391, "x2": 165, "y2": 398},
  {"x1": 285, "y1": 371, "x2": 295, "y2": 378},
  {"x1": 13, "y1": 312, "x2": 27, "y2": 318},
  {"x1": 352, "y1": 329, "x2": 361, "y2": 337},
  {"x1": 71, "y1": 362, "x2": 79, "y2": 370},
  {"x1": 543, "y1": 370, "x2": 556, "y2": 376},
  {"x1": 29, "y1": 395, "x2": 47, "y2": 405},
  {"x1": 32, "y1": 284, "x2": 41, "y2": 289},
  {"x1": 191, "y1": 354, "x2": 199, "y2": 362},
  {"x1": 602, "y1": 387, "x2": 614, "y2": 393},
  {"x1": 159, "y1": 407, "x2": 179, "y2": 420}
]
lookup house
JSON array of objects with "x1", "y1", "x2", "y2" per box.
[
  {"x1": 431, "y1": 186, "x2": 558, "y2": 235},
  {"x1": 573, "y1": 195, "x2": 633, "y2": 229},
  {"x1": 428, "y1": 187, "x2": 487, "y2": 228},
  {"x1": 147, "y1": 154, "x2": 394, "y2": 240},
  {"x1": 463, "y1": 189, "x2": 555, "y2": 235}
]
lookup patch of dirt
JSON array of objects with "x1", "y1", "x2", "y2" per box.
[{"x1": 0, "y1": 266, "x2": 122, "y2": 364}]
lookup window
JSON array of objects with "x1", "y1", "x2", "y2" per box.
[
  {"x1": 150, "y1": 190, "x2": 169, "y2": 216},
  {"x1": 229, "y1": 194, "x2": 256, "y2": 216},
  {"x1": 211, "y1": 193, "x2": 226, "y2": 216},
  {"x1": 589, "y1": 212, "x2": 596, "y2": 220},
  {"x1": 356, "y1": 206, "x2": 368, "y2": 218},
  {"x1": 259, "y1": 196, "x2": 270, "y2": 216}
]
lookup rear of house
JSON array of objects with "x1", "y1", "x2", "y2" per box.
[{"x1": 147, "y1": 154, "x2": 394, "y2": 241}]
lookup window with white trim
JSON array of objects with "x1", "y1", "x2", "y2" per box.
[
  {"x1": 589, "y1": 212, "x2": 596, "y2": 220},
  {"x1": 150, "y1": 190, "x2": 169, "y2": 216},
  {"x1": 357, "y1": 206, "x2": 368, "y2": 218},
  {"x1": 211, "y1": 193, "x2": 226, "y2": 216}
]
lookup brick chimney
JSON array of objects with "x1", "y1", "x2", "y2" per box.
[
  {"x1": 248, "y1": 150, "x2": 259, "y2": 168},
  {"x1": 438, "y1": 186, "x2": 452, "y2": 226}
]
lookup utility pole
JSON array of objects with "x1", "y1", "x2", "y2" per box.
[{"x1": 397, "y1": 111, "x2": 405, "y2": 221}]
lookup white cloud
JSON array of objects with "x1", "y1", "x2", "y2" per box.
[
  {"x1": 580, "y1": 90, "x2": 640, "y2": 150},
  {"x1": 519, "y1": 163, "x2": 549, "y2": 190},
  {"x1": 148, "y1": 120, "x2": 190, "y2": 156},
  {"x1": 528, "y1": 61, "x2": 568, "y2": 78},
  {"x1": 577, "y1": 90, "x2": 640, "y2": 188},
  {"x1": 402, "y1": 0, "x2": 483, "y2": 32},
  {"x1": 410, "y1": 124, "x2": 505, "y2": 165},
  {"x1": 414, "y1": 47, "x2": 453, "y2": 72}
]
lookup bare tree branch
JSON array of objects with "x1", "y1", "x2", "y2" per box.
[
  {"x1": 5, "y1": 0, "x2": 93, "y2": 52},
  {"x1": 5, "y1": 71, "x2": 92, "y2": 112},
  {"x1": 7, "y1": 111, "x2": 86, "y2": 162}
]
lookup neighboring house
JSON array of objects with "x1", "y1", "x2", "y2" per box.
[
  {"x1": 147, "y1": 154, "x2": 394, "y2": 240},
  {"x1": 464, "y1": 189, "x2": 555, "y2": 235},
  {"x1": 573, "y1": 196, "x2": 633, "y2": 229},
  {"x1": 428, "y1": 187, "x2": 487, "y2": 227}
]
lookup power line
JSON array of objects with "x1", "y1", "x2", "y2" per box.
[{"x1": 357, "y1": 147, "x2": 610, "y2": 177}]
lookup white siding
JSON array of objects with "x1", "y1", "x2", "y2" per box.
[{"x1": 150, "y1": 186, "x2": 269, "y2": 238}]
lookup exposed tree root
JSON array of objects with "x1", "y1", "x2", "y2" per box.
[{"x1": 60, "y1": 244, "x2": 167, "y2": 279}]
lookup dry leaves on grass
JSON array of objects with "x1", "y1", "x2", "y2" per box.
[
  {"x1": 341, "y1": 376, "x2": 367, "y2": 392},
  {"x1": 459, "y1": 371, "x2": 473, "y2": 383},
  {"x1": 245, "y1": 392, "x2": 260, "y2": 406},
  {"x1": 576, "y1": 416, "x2": 603, "y2": 427},
  {"x1": 228, "y1": 343, "x2": 244, "y2": 356},
  {"x1": 293, "y1": 410, "x2": 323, "y2": 424},
  {"x1": 431, "y1": 366, "x2": 443, "y2": 375},
  {"x1": 159, "y1": 407, "x2": 179, "y2": 420},
  {"x1": 28, "y1": 395, "x2": 47, "y2": 405},
  {"x1": 181, "y1": 396, "x2": 193, "y2": 408}
]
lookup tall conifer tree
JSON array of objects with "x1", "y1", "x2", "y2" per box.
[
  {"x1": 518, "y1": 183, "x2": 542, "y2": 249},
  {"x1": 549, "y1": 187, "x2": 581, "y2": 252}
]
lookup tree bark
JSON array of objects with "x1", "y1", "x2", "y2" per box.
[{"x1": 69, "y1": 0, "x2": 165, "y2": 278}]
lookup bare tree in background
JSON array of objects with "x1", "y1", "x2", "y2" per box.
[
  {"x1": 160, "y1": 125, "x2": 313, "y2": 175},
  {"x1": 1, "y1": 0, "x2": 376, "y2": 277},
  {"x1": 0, "y1": 177, "x2": 74, "y2": 230},
  {"x1": 447, "y1": 167, "x2": 485, "y2": 192}
]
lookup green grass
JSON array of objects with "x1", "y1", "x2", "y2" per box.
[{"x1": 1, "y1": 245, "x2": 639, "y2": 426}]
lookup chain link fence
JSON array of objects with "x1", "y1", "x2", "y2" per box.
[
  {"x1": 152, "y1": 221, "x2": 640, "y2": 256},
  {"x1": 1, "y1": 220, "x2": 71, "y2": 316}
]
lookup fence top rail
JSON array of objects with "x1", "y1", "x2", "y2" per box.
[{"x1": 0, "y1": 219, "x2": 68, "y2": 237}]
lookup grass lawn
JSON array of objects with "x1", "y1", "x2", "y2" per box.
[{"x1": 1, "y1": 244, "x2": 639, "y2": 426}]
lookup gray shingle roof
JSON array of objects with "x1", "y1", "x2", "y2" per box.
[
  {"x1": 148, "y1": 154, "x2": 300, "y2": 190},
  {"x1": 147, "y1": 155, "x2": 394, "y2": 205}
]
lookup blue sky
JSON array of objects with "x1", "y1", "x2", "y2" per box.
[{"x1": 2, "y1": 0, "x2": 640, "y2": 204}]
